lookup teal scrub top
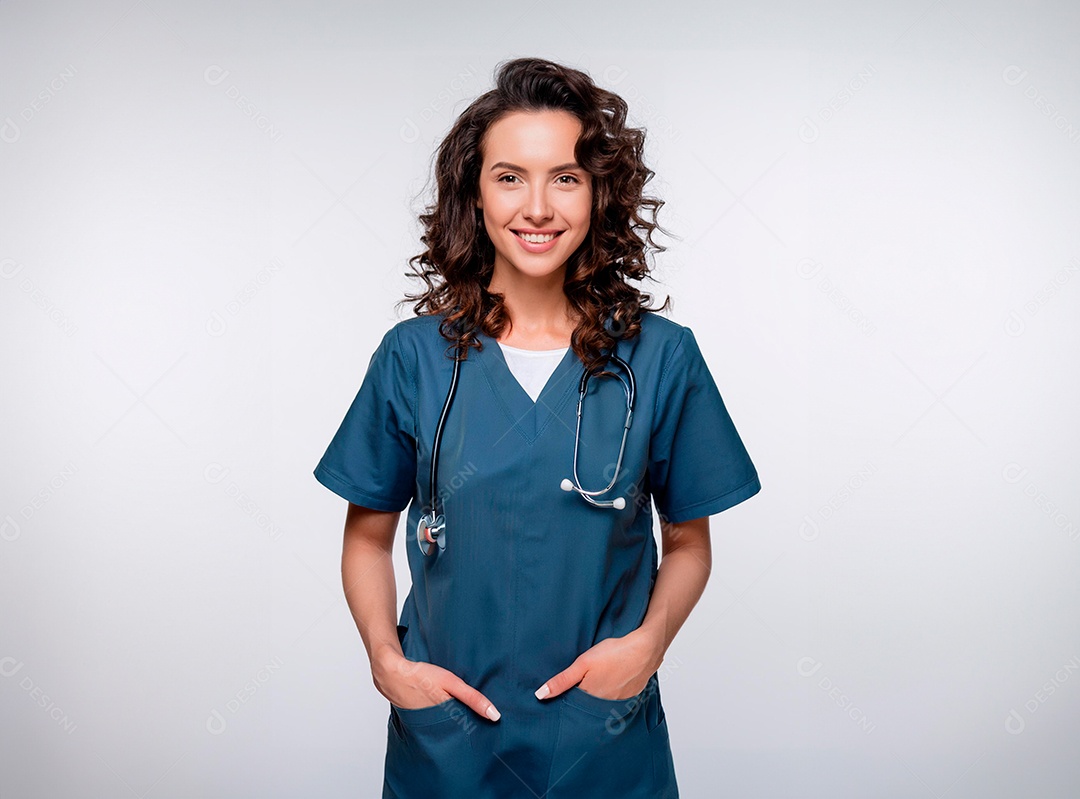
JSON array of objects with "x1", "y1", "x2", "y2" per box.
[{"x1": 314, "y1": 309, "x2": 760, "y2": 799}]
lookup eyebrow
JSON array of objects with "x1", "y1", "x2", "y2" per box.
[{"x1": 489, "y1": 161, "x2": 583, "y2": 174}]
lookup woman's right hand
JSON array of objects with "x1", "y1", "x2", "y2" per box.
[{"x1": 372, "y1": 648, "x2": 501, "y2": 721}]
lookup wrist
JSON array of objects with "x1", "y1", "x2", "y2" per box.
[
  {"x1": 630, "y1": 623, "x2": 667, "y2": 673},
  {"x1": 370, "y1": 640, "x2": 405, "y2": 678}
]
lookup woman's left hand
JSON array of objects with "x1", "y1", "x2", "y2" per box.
[{"x1": 534, "y1": 627, "x2": 665, "y2": 702}]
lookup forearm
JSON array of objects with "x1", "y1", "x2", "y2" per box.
[
  {"x1": 341, "y1": 530, "x2": 403, "y2": 668},
  {"x1": 636, "y1": 517, "x2": 712, "y2": 669}
]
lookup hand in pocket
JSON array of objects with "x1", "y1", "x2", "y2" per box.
[{"x1": 373, "y1": 651, "x2": 501, "y2": 720}]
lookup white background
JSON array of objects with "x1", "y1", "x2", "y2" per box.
[{"x1": 2, "y1": 1, "x2": 1079, "y2": 797}]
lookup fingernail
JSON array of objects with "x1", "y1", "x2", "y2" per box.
[
  {"x1": 486, "y1": 704, "x2": 501, "y2": 721},
  {"x1": 534, "y1": 683, "x2": 550, "y2": 700}
]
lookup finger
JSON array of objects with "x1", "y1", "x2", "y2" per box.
[
  {"x1": 534, "y1": 663, "x2": 585, "y2": 701},
  {"x1": 447, "y1": 679, "x2": 501, "y2": 722}
]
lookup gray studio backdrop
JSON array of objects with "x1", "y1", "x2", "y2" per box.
[{"x1": 2, "y1": 2, "x2": 1079, "y2": 797}]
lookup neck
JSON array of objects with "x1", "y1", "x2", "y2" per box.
[{"x1": 488, "y1": 265, "x2": 578, "y2": 346}]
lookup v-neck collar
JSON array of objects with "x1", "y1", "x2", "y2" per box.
[{"x1": 474, "y1": 329, "x2": 582, "y2": 444}]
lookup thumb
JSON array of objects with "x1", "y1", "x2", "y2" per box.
[{"x1": 534, "y1": 662, "x2": 586, "y2": 701}]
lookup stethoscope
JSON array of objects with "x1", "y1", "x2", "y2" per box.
[{"x1": 416, "y1": 327, "x2": 636, "y2": 556}]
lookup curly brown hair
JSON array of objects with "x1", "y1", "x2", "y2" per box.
[{"x1": 401, "y1": 57, "x2": 671, "y2": 372}]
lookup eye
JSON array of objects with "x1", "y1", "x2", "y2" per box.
[
  {"x1": 556, "y1": 174, "x2": 581, "y2": 184},
  {"x1": 497, "y1": 174, "x2": 520, "y2": 184}
]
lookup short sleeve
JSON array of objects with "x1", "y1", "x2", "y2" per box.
[
  {"x1": 648, "y1": 326, "x2": 761, "y2": 523},
  {"x1": 313, "y1": 325, "x2": 416, "y2": 512}
]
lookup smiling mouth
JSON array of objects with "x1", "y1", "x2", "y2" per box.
[{"x1": 513, "y1": 230, "x2": 563, "y2": 244}]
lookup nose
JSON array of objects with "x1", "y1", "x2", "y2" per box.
[{"x1": 523, "y1": 182, "x2": 552, "y2": 222}]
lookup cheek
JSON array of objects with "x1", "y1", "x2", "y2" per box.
[
  {"x1": 559, "y1": 194, "x2": 592, "y2": 228},
  {"x1": 571, "y1": 203, "x2": 593, "y2": 236},
  {"x1": 574, "y1": 192, "x2": 594, "y2": 228},
  {"x1": 484, "y1": 194, "x2": 516, "y2": 224}
]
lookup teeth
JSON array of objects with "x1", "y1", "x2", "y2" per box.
[{"x1": 518, "y1": 232, "x2": 557, "y2": 243}]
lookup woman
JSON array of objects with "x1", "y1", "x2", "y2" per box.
[{"x1": 314, "y1": 57, "x2": 761, "y2": 798}]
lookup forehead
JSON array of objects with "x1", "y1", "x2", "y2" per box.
[{"x1": 481, "y1": 109, "x2": 583, "y2": 164}]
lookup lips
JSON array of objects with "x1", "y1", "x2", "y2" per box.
[
  {"x1": 510, "y1": 229, "x2": 564, "y2": 253},
  {"x1": 513, "y1": 230, "x2": 563, "y2": 244}
]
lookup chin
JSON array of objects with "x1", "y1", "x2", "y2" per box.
[{"x1": 506, "y1": 263, "x2": 567, "y2": 281}]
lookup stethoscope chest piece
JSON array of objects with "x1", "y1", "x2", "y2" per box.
[{"x1": 417, "y1": 512, "x2": 446, "y2": 556}]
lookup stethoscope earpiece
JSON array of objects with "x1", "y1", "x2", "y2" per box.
[
  {"x1": 558, "y1": 351, "x2": 636, "y2": 511},
  {"x1": 561, "y1": 477, "x2": 627, "y2": 509}
]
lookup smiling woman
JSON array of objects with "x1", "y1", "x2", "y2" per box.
[
  {"x1": 477, "y1": 109, "x2": 594, "y2": 319},
  {"x1": 313, "y1": 56, "x2": 762, "y2": 799},
  {"x1": 404, "y1": 57, "x2": 672, "y2": 370}
]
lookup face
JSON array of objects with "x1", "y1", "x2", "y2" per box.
[{"x1": 476, "y1": 109, "x2": 593, "y2": 287}]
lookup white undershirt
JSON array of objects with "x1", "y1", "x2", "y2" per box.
[{"x1": 497, "y1": 341, "x2": 569, "y2": 402}]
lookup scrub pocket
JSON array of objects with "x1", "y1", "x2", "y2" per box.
[
  {"x1": 649, "y1": 704, "x2": 679, "y2": 799},
  {"x1": 545, "y1": 673, "x2": 677, "y2": 799},
  {"x1": 383, "y1": 696, "x2": 481, "y2": 798}
]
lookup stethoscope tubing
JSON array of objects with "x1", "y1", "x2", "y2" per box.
[
  {"x1": 417, "y1": 343, "x2": 462, "y2": 554},
  {"x1": 421, "y1": 338, "x2": 636, "y2": 554},
  {"x1": 429, "y1": 344, "x2": 462, "y2": 511}
]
